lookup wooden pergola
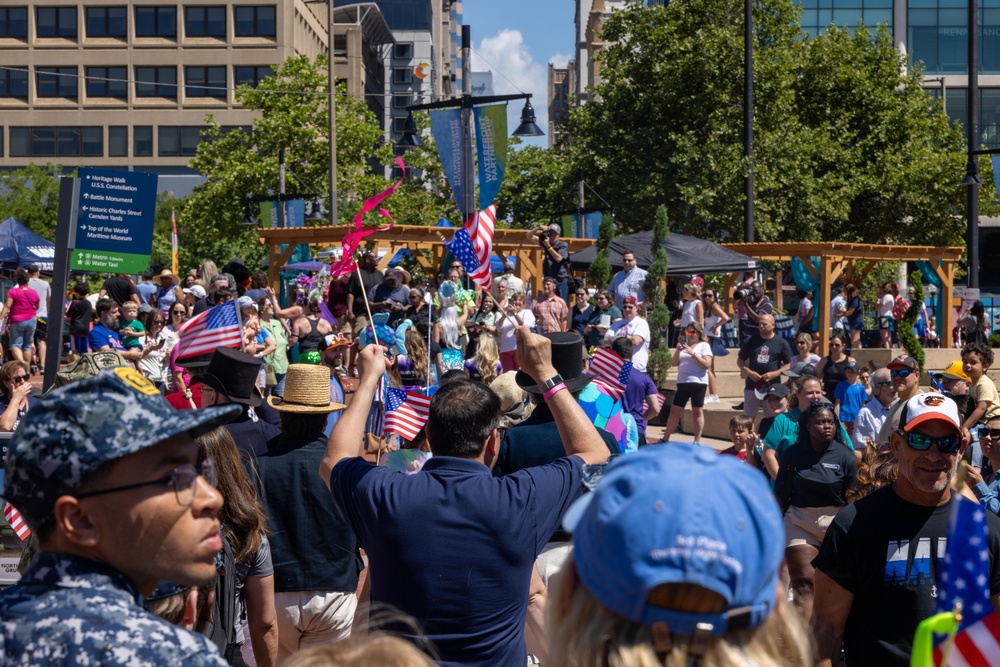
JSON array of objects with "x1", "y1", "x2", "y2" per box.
[
  {"x1": 719, "y1": 242, "x2": 965, "y2": 350},
  {"x1": 258, "y1": 224, "x2": 597, "y2": 294}
]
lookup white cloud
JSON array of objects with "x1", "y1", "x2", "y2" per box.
[
  {"x1": 549, "y1": 52, "x2": 572, "y2": 68},
  {"x1": 471, "y1": 29, "x2": 549, "y2": 148}
]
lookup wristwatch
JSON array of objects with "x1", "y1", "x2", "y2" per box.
[{"x1": 539, "y1": 374, "x2": 564, "y2": 392}]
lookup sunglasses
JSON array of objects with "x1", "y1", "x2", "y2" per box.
[
  {"x1": 10, "y1": 374, "x2": 28, "y2": 384},
  {"x1": 982, "y1": 428, "x2": 1000, "y2": 439},
  {"x1": 890, "y1": 368, "x2": 914, "y2": 379},
  {"x1": 900, "y1": 431, "x2": 963, "y2": 454},
  {"x1": 171, "y1": 309, "x2": 186, "y2": 315}
]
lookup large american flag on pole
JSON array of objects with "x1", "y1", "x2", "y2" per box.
[
  {"x1": 3, "y1": 501, "x2": 30, "y2": 540},
  {"x1": 589, "y1": 347, "x2": 633, "y2": 401},
  {"x1": 175, "y1": 300, "x2": 243, "y2": 361},
  {"x1": 383, "y1": 387, "x2": 431, "y2": 441},
  {"x1": 932, "y1": 494, "x2": 1000, "y2": 666},
  {"x1": 446, "y1": 204, "x2": 495, "y2": 289}
]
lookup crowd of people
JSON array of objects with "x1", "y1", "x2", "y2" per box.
[{"x1": 1, "y1": 244, "x2": 1000, "y2": 667}]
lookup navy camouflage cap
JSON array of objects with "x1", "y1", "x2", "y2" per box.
[{"x1": 3, "y1": 367, "x2": 241, "y2": 527}]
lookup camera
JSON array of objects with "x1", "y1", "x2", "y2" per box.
[
  {"x1": 733, "y1": 287, "x2": 752, "y2": 301},
  {"x1": 537, "y1": 230, "x2": 552, "y2": 246}
]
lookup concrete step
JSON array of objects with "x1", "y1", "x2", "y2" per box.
[{"x1": 661, "y1": 371, "x2": 745, "y2": 398}]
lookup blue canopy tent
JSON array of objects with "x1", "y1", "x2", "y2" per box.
[{"x1": 0, "y1": 217, "x2": 56, "y2": 273}]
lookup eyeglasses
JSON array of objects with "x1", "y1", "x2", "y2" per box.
[
  {"x1": 860, "y1": 375, "x2": 870, "y2": 381},
  {"x1": 830, "y1": 343, "x2": 843, "y2": 348},
  {"x1": 900, "y1": 432, "x2": 963, "y2": 454},
  {"x1": 171, "y1": 310, "x2": 186, "y2": 316},
  {"x1": 153, "y1": 319, "x2": 165, "y2": 324},
  {"x1": 890, "y1": 368, "x2": 914, "y2": 379},
  {"x1": 10, "y1": 374, "x2": 29, "y2": 384},
  {"x1": 876, "y1": 381, "x2": 893, "y2": 388},
  {"x1": 982, "y1": 428, "x2": 1000, "y2": 439},
  {"x1": 75, "y1": 458, "x2": 216, "y2": 507},
  {"x1": 576, "y1": 293, "x2": 587, "y2": 298}
]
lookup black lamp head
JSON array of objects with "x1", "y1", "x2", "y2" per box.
[
  {"x1": 398, "y1": 111, "x2": 423, "y2": 148},
  {"x1": 306, "y1": 200, "x2": 325, "y2": 221},
  {"x1": 513, "y1": 100, "x2": 544, "y2": 137},
  {"x1": 239, "y1": 203, "x2": 258, "y2": 226}
]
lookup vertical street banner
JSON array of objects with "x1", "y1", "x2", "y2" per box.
[
  {"x1": 473, "y1": 104, "x2": 508, "y2": 209},
  {"x1": 430, "y1": 108, "x2": 465, "y2": 212},
  {"x1": 170, "y1": 209, "x2": 179, "y2": 275}
]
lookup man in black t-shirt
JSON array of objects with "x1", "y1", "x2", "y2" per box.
[
  {"x1": 99, "y1": 274, "x2": 139, "y2": 309},
  {"x1": 736, "y1": 314, "x2": 792, "y2": 417},
  {"x1": 812, "y1": 392, "x2": 1000, "y2": 667}
]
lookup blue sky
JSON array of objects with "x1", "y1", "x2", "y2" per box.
[{"x1": 463, "y1": 0, "x2": 576, "y2": 148}]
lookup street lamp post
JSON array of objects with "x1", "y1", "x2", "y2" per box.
[
  {"x1": 966, "y1": 0, "x2": 982, "y2": 289},
  {"x1": 328, "y1": 0, "x2": 338, "y2": 226},
  {"x1": 744, "y1": 0, "x2": 754, "y2": 243},
  {"x1": 404, "y1": 25, "x2": 543, "y2": 221}
]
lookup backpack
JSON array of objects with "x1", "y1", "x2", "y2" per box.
[
  {"x1": 203, "y1": 534, "x2": 241, "y2": 663},
  {"x1": 892, "y1": 295, "x2": 910, "y2": 321},
  {"x1": 51, "y1": 351, "x2": 131, "y2": 390}
]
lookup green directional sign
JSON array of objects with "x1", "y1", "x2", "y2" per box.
[{"x1": 71, "y1": 249, "x2": 151, "y2": 273}]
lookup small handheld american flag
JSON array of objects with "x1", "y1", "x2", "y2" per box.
[
  {"x1": 384, "y1": 387, "x2": 432, "y2": 442},
  {"x1": 175, "y1": 300, "x2": 243, "y2": 361},
  {"x1": 589, "y1": 347, "x2": 633, "y2": 401},
  {"x1": 3, "y1": 501, "x2": 30, "y2": 540}
]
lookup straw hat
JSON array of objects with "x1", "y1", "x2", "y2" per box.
[
  {"x1": 157, "y1": 268, "x2": 180, "y2": 284},
  {"x1": 267, "y1": 364, "x2": 345, "y2": 413}
]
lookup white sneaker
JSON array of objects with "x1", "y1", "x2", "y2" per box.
[{"x1": 706, "y1": 395, "x2": 721, "y2": 404}]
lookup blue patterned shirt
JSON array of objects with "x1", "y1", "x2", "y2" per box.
[{"x1": 0, "y1": 552, "x2": 226, "y2": 666}]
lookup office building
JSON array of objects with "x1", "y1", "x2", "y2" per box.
[
  {"x1": 548, "y1": 63, "x2": 575, "y2": 147},
  {"x1": 0, "y1": 1, "x2": 392, "y2": 195}
]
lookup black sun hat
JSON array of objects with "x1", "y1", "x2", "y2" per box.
[
  {"x1": 191, "y1": 347, "x2": 263, "y2": 407},
  {"x1": 515, "y1": 332, "x2": 596, "y2": 394}
]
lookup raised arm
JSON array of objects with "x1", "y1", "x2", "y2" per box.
[
  {"x1": 321, "y1": 344, "x2": 390, "y2": 488},
  {"x1": 516, "y1": 327, "x2": 608, "y2": 465}
]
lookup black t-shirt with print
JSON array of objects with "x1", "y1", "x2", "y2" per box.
[
  {"x1": 774, "y1": 439, "x2": 857, "y2": 510},
  {"x1": 813, "y1": 486, "x2": 1000, "y2": 667},
  {"x1": 738, "y1": 334, "x2": 792, "y2": 390}
]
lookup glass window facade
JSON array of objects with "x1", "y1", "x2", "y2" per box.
[
  {"x1": 0, "y1": 8, "x2": 28, "y2": 38},
  {"x1": 10, "y1": 127, "x2": 102, "y2": 157},
  {"x1": 109, "y1": 126, "x2": 128, "y2": 156},
  {"x1": 394, "y1": 43, "x2": 413, "y2": 59},
  {"x1": 86, "y1": 7, "x2": 126, "y2": 38},
  {"x1": 185, "y1": 66, "x2": 226, "y2": 97},
  {"x1": 36, "y1": 7, "x2": 77, "y2": 38},
  {"x1": 800, "y1": 0, "x2": 893, "y2": 36},
  {"x1": 372, "y1": 0, "x2": 431, "y2": 30},
  {"x1": 185, "y1": 6, "x2": 226, "y2": 37},
  {"x1": 134, "y1": 126, "x2": 153, "y2": 156},
  {"x1": 136, "y1": 67, "x2": 177, "y2": 97},
  {"x1": 158, "y1": 126, "x2": 203, "y2": 156},
  {"x1": 86, "y1": 66, "x2": 127, "y2": 97},
  {"x1": 234, "y1": 6, "x2": 275, "y2": 37},
  {"x1": 135, "y1": 6, "x2": 176, "y2": 38},
  {"x1": 0, "y1": 68, "x2": 28, "y2": 98},
  {"x1": 909, "y1": 2, "x2": 1000, "y2": 74},
  {"x1": 234, "y1": 66, "x2": 272, "y2": 88},
  {"x1": 393, "y1": 68, "x2": 412, "y2": 84},
  {"x1": 37, "y1": 67, "x2": 78, "y2": 98}
]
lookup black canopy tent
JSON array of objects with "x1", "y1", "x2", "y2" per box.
[{"x1": 569, "y1": 230, "x2": 759, "y2": 275}]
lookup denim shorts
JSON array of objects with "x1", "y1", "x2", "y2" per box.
[{"x1": 8, "y1": 318, "x2": 36, "y2": 350}]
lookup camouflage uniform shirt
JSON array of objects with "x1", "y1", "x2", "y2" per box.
[{"x1": 0, "y1": 552, "x2": 227, "y2": 666}]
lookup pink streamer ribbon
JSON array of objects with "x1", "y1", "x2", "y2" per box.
[{"x1": 328, "y1": 157, "x2": 407, "y2": 278}]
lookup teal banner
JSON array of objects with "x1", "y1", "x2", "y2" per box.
[
  {"x1": 474, "y1": 104, "x2": 508, "y2": 209},
  {"x1": 430, "y1": 108, "x2": 465, "y2": 212}
]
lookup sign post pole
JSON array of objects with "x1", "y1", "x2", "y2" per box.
[{"x1": 44, "y1": 176, "x2": 80, "y2": 391}]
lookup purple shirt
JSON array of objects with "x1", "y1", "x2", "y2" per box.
[{"x1": 621, "y1": 368, "x2": 658, "y2": 436}]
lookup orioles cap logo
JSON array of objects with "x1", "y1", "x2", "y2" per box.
[{"x1": 923, "y1": 395, "x2": 946, "y2": 407}]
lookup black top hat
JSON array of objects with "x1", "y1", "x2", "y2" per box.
[
  {"x1": 191, "y1": 347, "x2": 263, "y2": 406},
  {"x1": 515, "y1": 332, "x2": 596, "y2": 395}
]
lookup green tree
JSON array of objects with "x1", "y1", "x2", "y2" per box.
[
  {"x1": 898, "y1": 271, "x2": 925, "y2": 371},
  {"x1": 150, "y1": 193, "x2": 188, "y2": 273},
  {"x1": 0, "y1": 164, "x2": 72, "y2": 240},
  {"x1": 565, "y1": 4, "x2": 966, "y2": 245},
  {"x1": 182, "y1": 55, "x2": 394, "y2": 266},
  {"x1": 586, "y1": 215, "x2": 616, "y2": 290},
  {"x1": 644, "y1": 206, "x2": 672, "y2": 386},
  {"x1": 494, "y1": 139, "x2": 575, "y2": 226}
]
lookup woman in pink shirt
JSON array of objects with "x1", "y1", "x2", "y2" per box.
[{"x1": 0, "y1": 268, "x2": 39, "y2": 365}]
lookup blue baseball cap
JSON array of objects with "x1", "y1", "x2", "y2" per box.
[{"x1": 562, "y1": 443, "x2": 784, "y2": 636}]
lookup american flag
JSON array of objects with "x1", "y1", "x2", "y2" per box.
[
  {"x1": 931, "y1": 494, "x2": 1000, "y2": 666},
  {"x1": 3, "y1": 501, "x2": 30, "y2": 540},
  {"x1": 446, "y1": 205, "x2": 495, "y2": 289},
  {"x1": 175, "y1": 300, "x2": 243, "y2": 361},
  {"x1": 383, "y1": 387, "x2": 431, "y2": 441},
  {"x1": 590, "y1": 347, "x2": 633, "y2": 401}
]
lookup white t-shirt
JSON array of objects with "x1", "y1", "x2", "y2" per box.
[
  {"x1": 677, "y1": 341, "x2": 712, "y2": 384},
  {"x1": 878, "y1": 293, "x2": 894, "y2": 318},
  {"x1": 611, "y1": 316, "x2": 651, "y2": 372},
  {"x1": 29, "y1": 277, "x2": 51, "y2": 318},
  {"x1": 498, "y1": 309, "x2": 534, "y2": 353}
]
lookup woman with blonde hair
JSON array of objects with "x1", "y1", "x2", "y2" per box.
[
  {"x1": 198, "y1": 259, "x2": 219, "y2": 287},
  {"x1": 659, "y1": 321, "x2": 712, "y2": 444},
  {"x1": 549, "y1": 444, "x2": 812, "y2": 667},
  {"x1": 675, "y1": 282, "x2": 704, "y2": 329},
  {"x1": 283, "y1": 634, "x2": 435, "y2": 667},
  {"x1": 466, "y1": 333, "x2": 500, "y2": 385}
]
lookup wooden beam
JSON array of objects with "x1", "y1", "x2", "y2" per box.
[
  {"x1": 723, "y1": 272, "x2": 740, "y2": 315},
  {"x1": 774, "y1": 268, "x2": 784, "y2": 312},
  {"x1": 940, "y1": 261, "x2": 956, "y2": 349}
]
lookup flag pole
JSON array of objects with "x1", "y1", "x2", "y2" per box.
[
  {"x1": 356, "y1": 262, "x2": 379, "y2": 348},
  {"x1": 424, "y1": 291, "x2": 434, "y2": 388}
]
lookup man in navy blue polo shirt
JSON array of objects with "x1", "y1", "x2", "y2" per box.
[{"x1": 322, "y1": 328, "x2": 610, "y2": 666}]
